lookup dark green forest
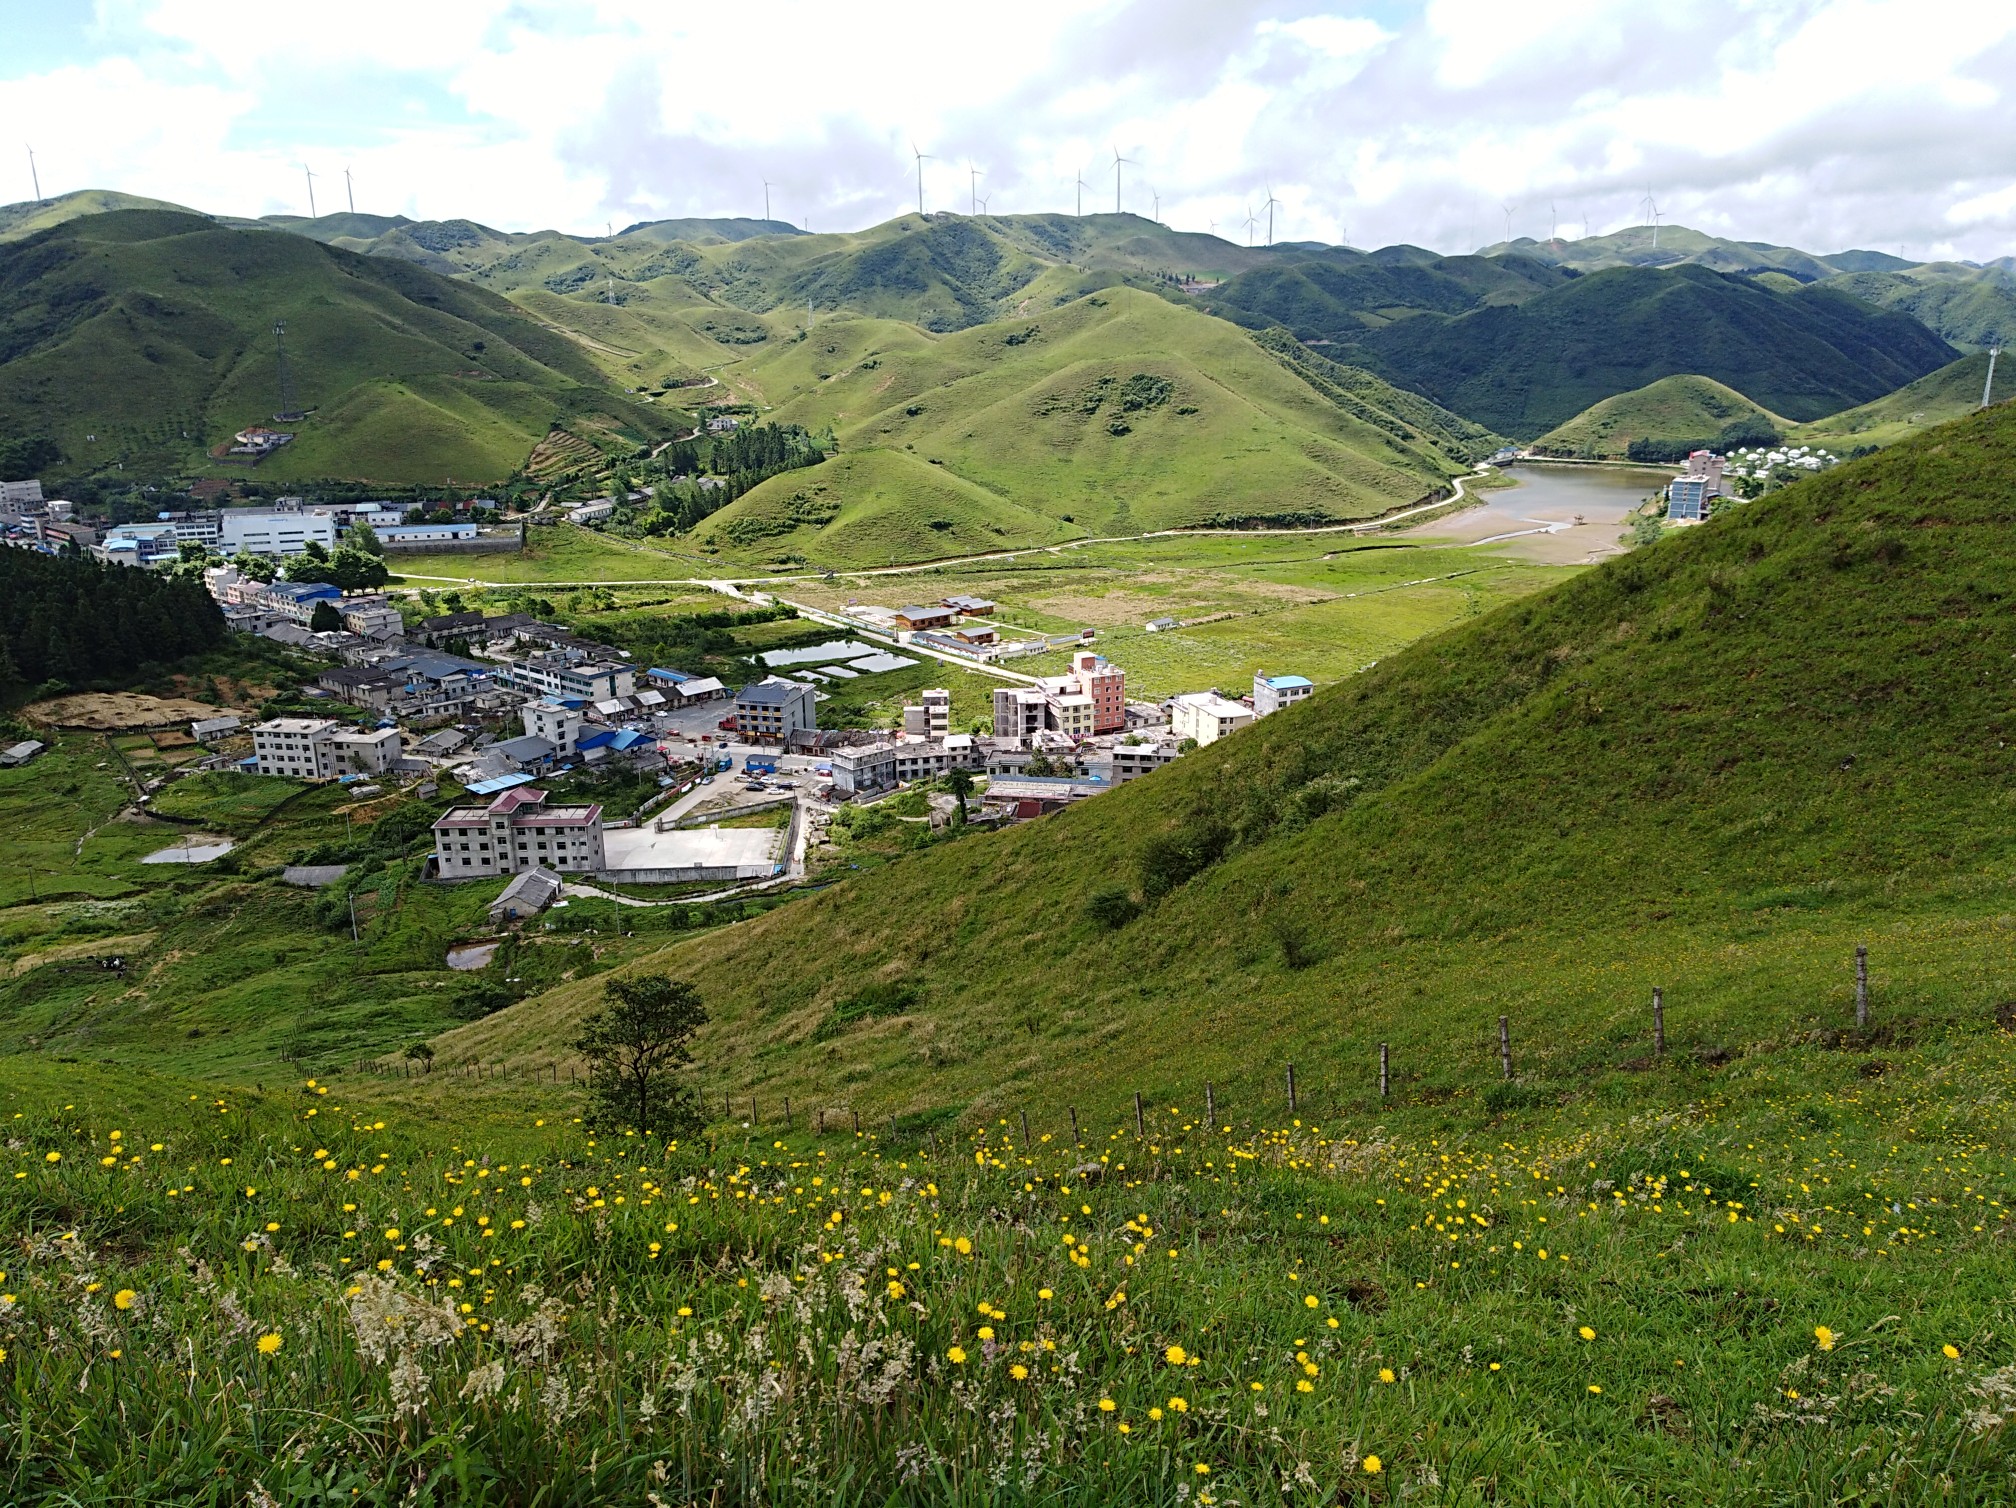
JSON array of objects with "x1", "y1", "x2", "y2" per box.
[{"x1": 0, "y1": 548, "x2": 225, "y2": 690}]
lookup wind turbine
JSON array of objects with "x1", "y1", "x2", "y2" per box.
[
  {"x1": 912, "y1": 144, "x2": 931, "y2": 216},
  {"x1": 763, "y1": 179, "x2": 772, "y2": 220},
  {"x1": 1243, "y1": 205, "x2": 1258, "y2": 246},
  {"x1": 1264, "y1": 184, "x2": 1282, "y2": 246},
  {"x1": 968, "y1": 162, "x2": 983, "y2": 216},
  {"x1": 1550, "y1": 201, "x2": 1557, "y2": 242},
  {"x1": 1112, "y1": 145, "x2": 1136, "y2": 214},
  {"x1": 1983, "y1": 342, "x2": 2002, "y2": 408},
  {"x1": 304, "y1": 166, "x2": 318, "y2": 219},
  {"x1": 1075, "y1": 170, "x2": 1091, "y2": 217},
  {"x1": 1501, "y1": 202, "x2": 1513, "y2": 243},
  {"x1": 344, "y1": 166, "x2": 355, "y2": 214},
  {"x1": 976, "y1": 195, "x2": 989, "y2": 216},
  {"x1": 25, "y1": 144, "x2": 40, "y2": 202},
  {"x1": 1150, "y1": 187, "x2": 1160, "y2": 223}
]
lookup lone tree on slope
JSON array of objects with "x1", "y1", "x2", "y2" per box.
[{"x1": 572, "y1": 974, "x2": 709, "y2": 1139}]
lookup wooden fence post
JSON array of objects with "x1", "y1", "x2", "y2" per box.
[
  {"x1": 852, "y1": 1109, "x2": 860, "y2": 1136},
  {"x1": 1286, "y1": 1063, "x2": 1297, "y2": 1115},
  {"x1": 1653, "y1": 988, "x2": 1666, "y2": 1055},
  {"x1": 1069, "y1": 1106, "x2": 1081, "y2": 1147},
  {"x1": 1498, "y1": 1016, "x2": 1513, "y2": 1080},
  {"x1": 1379, "y1": 1042, "x2": 1390, "y2": 1100},
  {"x1": 816, "y1": 1108, "x2": 824, "y2": 1134},
  {"x1": 1205, "y1": 1082, "x2": 1216, "y2": 1129},
  {"x1": 1856, "y1": 946, "x2": 1869, "y2": 1029},
  {"x1": 783, "y1": 1096, "x2": 792, "y2": 1131},
  {"x1": 1134, "y1": 1091, "x2": 1145, "y2": 1138},
  {"x1": 1019, "y1": 1108, "x2": 1031, "y2": 1147}
]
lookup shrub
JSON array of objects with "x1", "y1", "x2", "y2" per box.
[
  {"x1": 1084, "y1": 887, "x2": 1141, "y2": 931},
  {"x1": 1137, "y1": 818, "x2": 1230, "y2": 901}
]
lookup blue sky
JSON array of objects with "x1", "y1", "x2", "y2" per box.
[{"x1": 3, "y1": 0, "x2": 2014, "y2": 259}]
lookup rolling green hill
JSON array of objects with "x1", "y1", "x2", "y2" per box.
[
  {"x1": 690, "y1": 288, "x2": 1496, "y2": 563},
  {"x1": 1332, "y1": 264, "x2": 1957, "y2": 438},
  {"x1": 0, "y1": 188, "x2": 206, "y2": 242},
  {"x1": 1202, "y1": 248, "x2": 1572, "y2": 336},
  {"x1": 1819, "y1": 264, "x2": 2016, "y2": 351},
  {"x1": 1535, "y1": 375, "x2": 1787, "y2": 458},
  {"x1": 444, "y1": 398, "x2": 2016, "y2": 1127},
  {"x1": 1480, "y1": 223, "x2": 1912, "y2": 279},
  {"x1": 0, "y1": 210, "x2": 683, "y2": 482},
  {"x1": 1788, "y1": 351, "x2": 2003, "y2": 450}
]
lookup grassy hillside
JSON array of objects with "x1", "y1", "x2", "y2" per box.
[
  {"x1": 449, "y1": 399, "x2": 2016, "y2": 1131},
  {"x1": 1336, "y1": 264, "x2": 1957, "y2": 438},
  {"x1": 0, "y1": 211, "x2": 683, "y2": 483},
  {"x1": 1789, "y1": 352, "x2": 2002, "y2": 450},
  {"x1": 1480, "y1": 223, "x2": 1910, "y2": 279},
  {"x1": 1821, "y1": 264, "x2": 2016, "y2": 352},
  {"x1": 689, "y1": 289, "x2": 1489, "y2": 565},
  {"x1": 0, "y1": 188, "x2": 204, "y2": 241},
  {"x1": 1535, "y1": 375, "x2": 1786, "y2": 458},
  {"x1": 1203, "y1": 249, "x2": 1571, "y2": 336}
]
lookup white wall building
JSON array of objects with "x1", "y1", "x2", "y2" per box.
[
  {"x1": 252, "y1": 718, "x2": 342, "y2": 780},
  {"x1": 903, "y1": 687, "x2": 953, "y2": 738},
  {"x1": 1170, "y1": 692, "x2": 1254, "y2": 747},
  {"x1": 332, "y1": 727, "x2": 402, "y2": 774},
  {"x1": 1253, "y1": 673, "x2": 1314, "y2": 717},
  {"x1": 220, "y1": 511, "x2": 338, "y2": 558},
  {"x1": 431, "y1": 787, "x2": 606, "y2": 877},
  {"x1": 520, "y1": 700, "x2": 587, "y2": 756}
]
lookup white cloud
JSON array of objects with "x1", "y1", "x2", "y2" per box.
[{"x1": 0, "y1": 0, "x2": 2010, "y2": 260}]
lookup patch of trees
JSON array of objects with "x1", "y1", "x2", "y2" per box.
[
  {"x1": 0, "y1": 548, "x2": 225, "y2": 690},
  {"x1": 0, "y1": 434, "x2": 61, "y2": 480},
  {"x1": 1626, "y1": 417, "x2": 1781, "y2": 464},
  {"x1": 282, "y1": 540, "x2": 390, "y2": 592},
  {"x1": 639, "y1": 423, "x2": 831, "y2": 535}
]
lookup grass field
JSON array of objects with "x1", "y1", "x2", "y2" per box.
[
  {"x1": 2, "y1": 1026, "x2": 2012, "y2": 1503},
  {"x1": 1790, "y1": 352, "x2": 2001, "y2": 451},
  {"x1": 787, "y1": 534, "x2": 1567, "y2": 699}
]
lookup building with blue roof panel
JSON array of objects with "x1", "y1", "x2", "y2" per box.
[{"x1": 1253, "y1": 672, "x2": 1315, "y2": 717}]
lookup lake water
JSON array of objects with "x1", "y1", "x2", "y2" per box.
[
  {"x1": 445, "y1": 941, "x2": 500, "y2": 971},
  {"x1": 1474, "y1": 464, "x2": 1671, "y2": 532},
  {"x1": 1402, "y1": 463, "x2": 1673, "y2": 562},
  {"x1": 761, "y1": 639, "x2": 880, "y2": 666}
]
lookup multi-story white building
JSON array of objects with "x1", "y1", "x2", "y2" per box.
[
  {"x1": 431, "y1": 787, "x2": 606, "y2": 878},
  {"x1": 332, "y1": 727, "x2": 402, "y2": 774},
  {"x1": 503, "y1": 652, "x2": 636, "y2": 702},
  {"x1": 1253, "y1": 673, "x2": 1314, "y2": 717},
  {"x1": 903, "y1": 687, "x2": 953, "y2": 738},
  {"x1": 252, "y1": 718, "x2": 342, "y2": 780},
  {"x1": 520, "y1": 699, "x2": 586, "y2": 756},
  {"x1": 1170, "y1": 692, "x2": 1254, "y2": 747},
  {"x1": 339, "y1": 597, "x2": 404, "y2": 637},
  {"x1": 219, "y1": 511, "x2": 338, "y2": 558}
]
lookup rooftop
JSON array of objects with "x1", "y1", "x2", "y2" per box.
[
  {"x1": 1262, "y1": 675, "x2": 1314, "y2": 690},
  {"x1": 253, "y1": 717, "x2": 341, "y2": 734}
]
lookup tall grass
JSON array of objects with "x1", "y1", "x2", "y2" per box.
[{"x1": 2, "y1": 1035, "x2": 2012, "y2": 1504}]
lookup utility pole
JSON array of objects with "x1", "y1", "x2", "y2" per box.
[{"x1": 348, "y1": 893, "x2": 359, "y2": 943}]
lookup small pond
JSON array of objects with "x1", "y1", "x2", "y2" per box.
[
  {"x1": 142, "y1": 835, "x2": 235, "y2": 864},
  {"x1": 445, "y1": 941, "x2": 501, "y2": 971},
  {"x1": 760, "y1": 639, "x2": 881, "y2": 666}
]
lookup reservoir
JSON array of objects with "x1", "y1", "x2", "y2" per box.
[{"x1": 1403, "y1": 462, "x2": 1673, "y2": 563}]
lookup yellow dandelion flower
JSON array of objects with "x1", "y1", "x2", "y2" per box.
[
  {"x1": 1363, "y1": 1455, "x2": 1383, "y2": 1475},
  {"x1": 1194, "y1": 1463, "x2": 1210, "y2": 1475},
  {"x1": 1169, "y1": 1396, "x2": 1188, "y2": 1413},
  {"x1": 1303, "y1": 1294, "x2": 1319, "y2": 1309},
  {"x1": 953, "y1": 1237, "x2": 972, "y2": 1256},
  {"x1": 977, "y1": 1326, "x2": 994, "y2": 1341},
  {"x1": 1942, "y1": 1343, "x2": 1960, "y2": 1360},
  {"x1": 113, "y1": 1289, "x2": 136, "y2": 1311},
  {"x1": 44, "y1": 1152, "x2": 59, "y2": 1164},
  {"x1": 1099, "y1": 1398, "x2": 1117, "y2": 1412},
  {"x1": 1296, "y1": 1378, "x2": 1314, "y2": 1393},
  {"x1": 1814, "y1": 1326, "x2": 1835, "y2": 1351},
  {"x1": 1378, "y1": 1367, "x2": 1395, "y2": 1384},
  {"x1": 1165, "y1": 1344, "x2": 1187, "y2": 1365},
  {"x1": 1148, "y1": 1407, "x2": 1164, "y2": 1422},
  {"x1": 1038, "y1": 1288, "x2": 1054, "y2": 1300},
  {"x1": 256, "y1": 1333, "x2": 283, "y2": 1355},
  {"x1": 1010, "y1": 1364, "x2": 1029, "y2": 1380},
  {"x1": 1588, "y1": 1384, "x2": 1602, "y2": 1394},
  {"x1": 947, "y1": 1346, "x2": 967, "y2": 1364},
  {"x1": 1578, "y1": 1326, "x2": 1596, "y2": 1341}
]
